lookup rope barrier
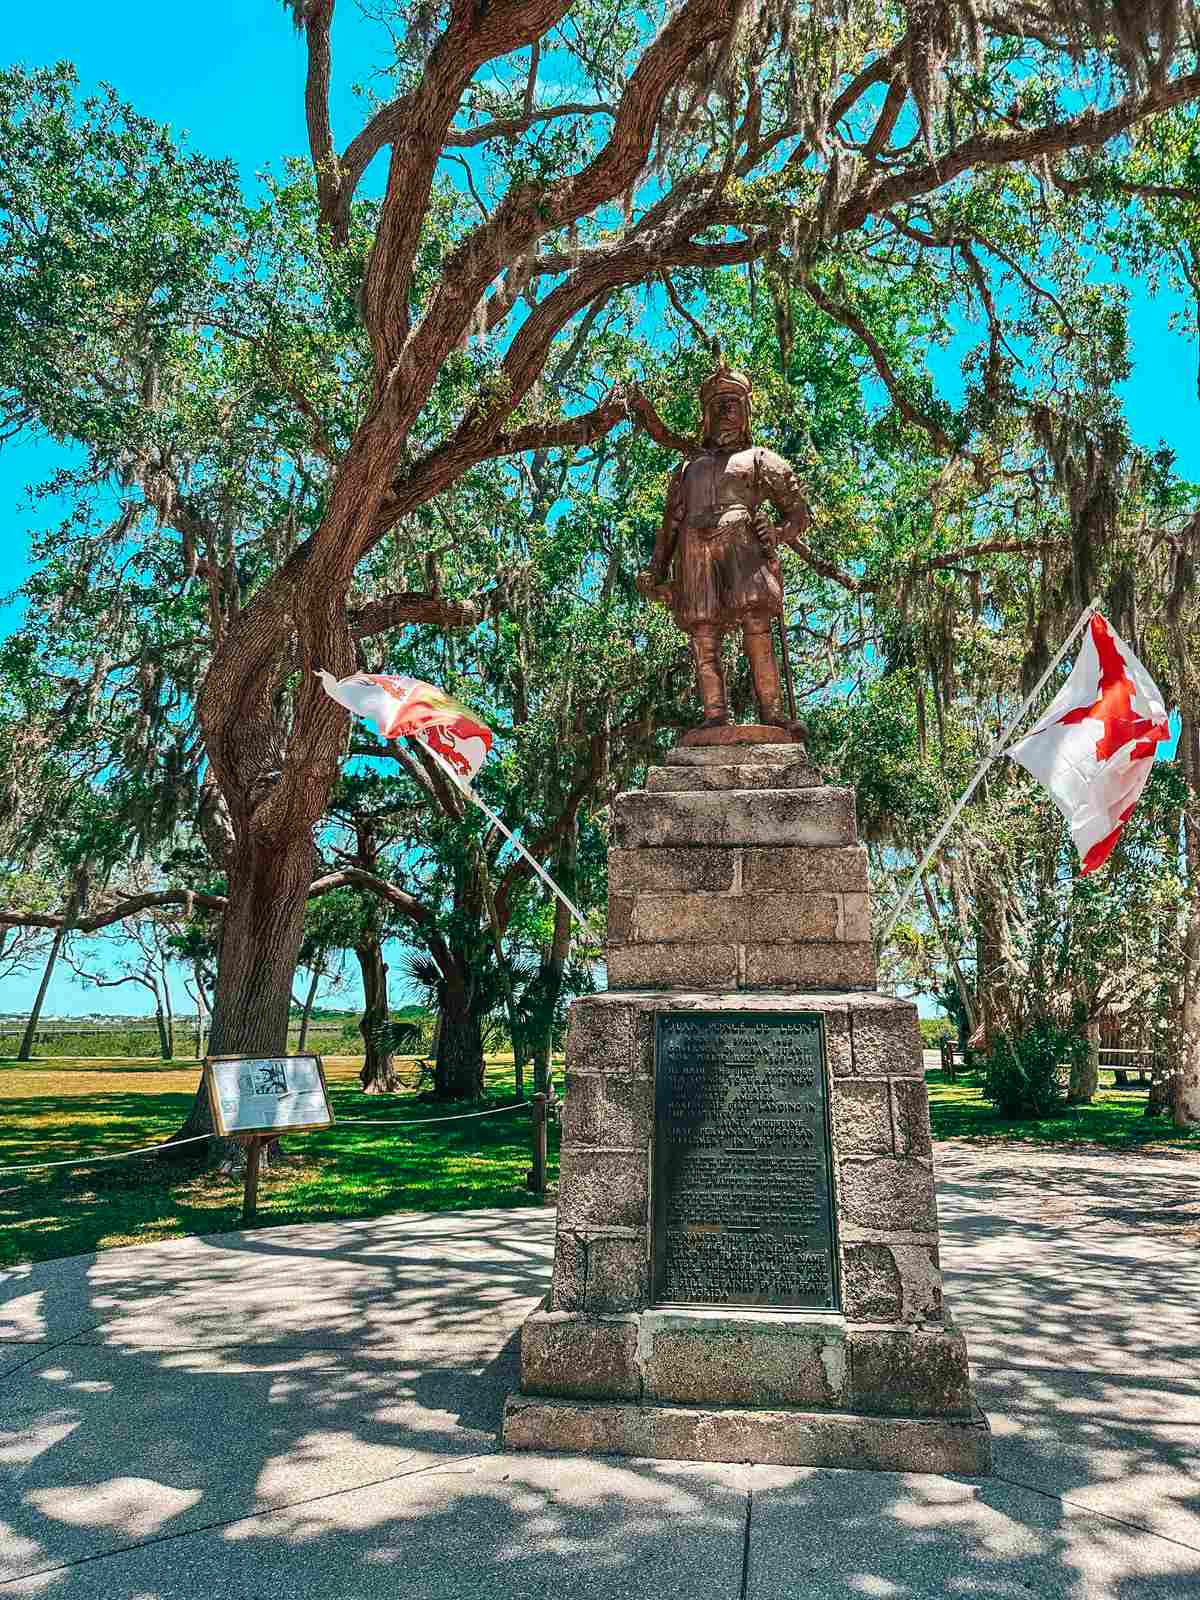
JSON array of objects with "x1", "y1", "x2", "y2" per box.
[
  {"x1": 0, "y1": 1101, "x2": 537, "y2": 1177},
  {"x1": 336, "y1": 1102, "x2": 531, "y2": 1127},
  {"x1": 0, "y1": 1133, "x2": 213, "y2": 1174}
]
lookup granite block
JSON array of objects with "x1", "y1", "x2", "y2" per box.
[
  {"x1": 664, "y1": 743, "x2": 808, "y2": 766},
  {"x1": 584, "y1": 1236, "x2": 649, "y2": 1313},
  {"x1": 640, "y1": 1316, "x2": 848, "y2": 1408},
  {"x1": 550, "y1": 1231, "x2": 588, "y2": 1312},
  {"x1": 839, "y1": 1243, "x2": 943, "y2": 1325},
  {"x1": 606, "y1": 942, "x2": 739, "y2": 992},
  {"x1": 612, "y1": 788, "x2": 857, "y2": 849},
  {"x1": 848, "y1": 1326, "x2": 973, "y2": 1417},
  {"x1": 562, "y1": 1071, "x2": 652, "y2": 1150},
  {"x1": 647, "y1": 760, "x2": 819, "y2": 792},
  {"x1": 565, "y1": 997, "x2": 654, "y2": 1077},
  {"x1": 743, "y1": 941, "x2": 877, "y2": 990},
  {"x1": 608, "y1": 847, "x2": 735, "y2": 895},
  {"x1": 841, "y1": 891, "x2": 873, "y2": 941},
  {"x1": 839, "y1": 1157, "x2": 938, "y2": 1233},
  {"x1": 741, "y1": 846, "x2": 869, "y2": 894},
  {"x1": 502, "y1": 1395, "x2": 993, "y2": 1475},
  {"x1": 556, "y1": 1149, "x2": 648, "y2": 1231},
  {"x1": 850, "y1": 1004, "x2": 922, "y2": 1076},
  {"x1": 831, "y1": 1079, "x2": 893, "y2": 1157},
  {"x1": 630, "y1": 892, "x2": 839, "y2": 945},
  {"x1": 607, "y1": 892, "x2": 633, "y2": 945},
  {"x1": 892, "y1": 1078, "x2": 933, "y2": 1157},
  {"x1": 519, "y1": 1308, "x2": 641, "y2": 1401}
]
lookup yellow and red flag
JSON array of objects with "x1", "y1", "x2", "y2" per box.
[{"x1": 316, "y1": 670, "x2": 493, "y2": 780}]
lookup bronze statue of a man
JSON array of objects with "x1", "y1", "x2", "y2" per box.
[{"x1": 637, "y1": 367, "x2": 811, "y2": 736}]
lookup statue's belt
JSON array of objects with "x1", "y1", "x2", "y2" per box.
[{"x1": 688, "y1": 509, "x2": 758, "y2": 541}]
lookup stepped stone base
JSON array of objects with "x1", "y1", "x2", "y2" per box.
[
  {"x1": 505, "y1": 741, "x2": 989, "y2": 1477},
  {"x1": 679, "y1": 722, "x2": 805, "y2": 747},
  {"x1": 503, "y1": 1394, "x2": 992, "y2": 1476}
]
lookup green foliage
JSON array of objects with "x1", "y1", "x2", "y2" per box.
[
  {"x1": 927, "y1": 1068, "x2": 1200, "y2": 1151},
  {"x1": 3, "y1": 27, "x2": 1200, "y2": 1090},
  {"x1": 919, "y1": 1017, "x2": 955, "y2": 1047},
  {"x1": 982, "y1": 1020, "x2": 1084, "y2": 1120}
]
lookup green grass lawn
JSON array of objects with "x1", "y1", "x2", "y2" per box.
[
  {"x1": 4, "y1": 1056, "x2": 1196, "y2": 1270},
  {"x1": 926, "y1": 1067, "x2": 1200, "y2": 1152},
  {"x1": 0, "y1": 1055, "x2": 560, "y2": 1268}
]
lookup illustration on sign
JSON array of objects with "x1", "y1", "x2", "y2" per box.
[
  {"x1": 205, "y1": 1055, "x2": 333, "y2": 1136},
  {"x1": 652, "y1": 1012, "x2": 837, "y2": 1311}
]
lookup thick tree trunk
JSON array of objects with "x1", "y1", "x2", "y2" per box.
[
  {"x1": 1173, "y1": 896, "x2": 1200, "y2": 1126},
  {"x1": 356, "y1": 936, "x2": 400, "y2": 1093},
  {"x1": 434, "y1": 979, "x2": 485, "y2": 1100},
  {"x1": 1068, "y1": 1018, "x2": 1100, "y2": 1106},
  {"x1": 167, "y1": 833, "x2": 315, "y2": 1167}
]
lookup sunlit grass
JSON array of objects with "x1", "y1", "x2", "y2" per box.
[
  {"x1": 0, "y1": 1054, "x2": 560, "y2": 1268},
  {"x1": 6, "y1": 1054, "x2": 1194, "y2": 1271},
  {"x1": 926, "y1": 1068, "x2": 1200, "y2": 1152}
]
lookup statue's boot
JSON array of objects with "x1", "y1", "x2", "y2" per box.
[
  {"x1": 744, "y1": 617, "x2": 788, "y2": 726},
  {"x1": 690, "y1": 627, "x2": 729, "y2": 726}
]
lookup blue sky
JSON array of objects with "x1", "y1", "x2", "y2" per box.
[{"x1": 2, "y1": 7, "x2": 1199, "y2": 1015}]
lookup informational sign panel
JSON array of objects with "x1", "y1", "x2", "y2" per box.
[
  {"x1": 651, "y1": 1012, "x2": 837, "y2": 1310},
  {"x1": 204, "y1": 1055, "x2": 333, "y2": 1137}
]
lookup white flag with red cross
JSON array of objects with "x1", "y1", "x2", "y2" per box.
[{"x1": 1006, "y1": 614, "x2": 1170, "y2": 874}]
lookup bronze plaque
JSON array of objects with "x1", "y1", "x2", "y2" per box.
[{"x1": 652, "y1": 1011, "x2": 837, "y2": 1310}]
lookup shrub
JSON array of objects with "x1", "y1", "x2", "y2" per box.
[
  {"x1": 919, "y1": 1017, "x2": 955, "y2": 1047},
  {"x1": 982, "y1": 1020, "x2": 1086, "y2": 1119}
]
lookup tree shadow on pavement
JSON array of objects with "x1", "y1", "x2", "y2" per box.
[{"x1": 1, "y1": 1154, "x2": 1199, "y2": 1597}]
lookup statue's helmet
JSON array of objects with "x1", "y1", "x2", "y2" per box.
[{"x1": 700, "y1": 365, "x2": 753, "y2": 414}]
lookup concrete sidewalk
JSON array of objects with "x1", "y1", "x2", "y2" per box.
[{"x1": 2, "y1": 1142, "x2": 1199, "y2": 1598}]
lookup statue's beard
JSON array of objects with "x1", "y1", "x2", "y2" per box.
[{"x1": 705, "y1": 414, "x2": 750, "y2": 449}]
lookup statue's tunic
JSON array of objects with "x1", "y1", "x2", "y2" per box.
[{"x1": 657, "y1": 446, "x2": 807, "y2": 631}]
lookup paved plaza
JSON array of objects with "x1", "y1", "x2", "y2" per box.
[{"x1": 2, "y1": 1142, "x2": 1199, "y2": 1597}]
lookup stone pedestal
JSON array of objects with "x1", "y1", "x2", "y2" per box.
[{"x1": 502, "y1": 744, "x2": 990, "y2": 1475}]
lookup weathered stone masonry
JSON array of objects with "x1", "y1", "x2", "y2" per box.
[{"x1": 502, "y1": 744, "x2": 990, "y2": 1474}]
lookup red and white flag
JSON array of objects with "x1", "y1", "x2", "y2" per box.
[
  {"x1": 316, "y1": 670, "x2": 493, "y2": 780},
  {"x1": 1006, "y1": 615, "x2": 1170, "y2": 874}
]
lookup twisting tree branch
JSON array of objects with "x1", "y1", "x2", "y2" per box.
[
  {"x1": 801, "y1": 274, "x2": 957, "y2": 453},
  {"x1": 832, "y1": 69, "x2": 1200, "y2": 234},
  {"x1": 348, "y1": 588, "x2": 507, "y2": 639},
  {"x1": 0, "y1": 889, "x2": 228, "y2": 934},
  {"x1": 446, "y1": 101, "x2": 614, "y2": 147},
  {"x1": 482, "y1": 384, "x2": 701, "y2": 462}
]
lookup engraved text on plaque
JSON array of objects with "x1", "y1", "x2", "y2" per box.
[{"x1": 652, "y1": 1012, "x2": 837, "y2": 1309}]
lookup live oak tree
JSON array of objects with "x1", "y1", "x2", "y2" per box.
[
  {"x1": 334, "y1": 439, "x2": 695, "y2": 1100},
  {"x1": 2, "y1": 6, "x2": 1200, "y2": 1107}
]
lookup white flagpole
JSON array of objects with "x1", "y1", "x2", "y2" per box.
[
  {"x1": 878, "y1": 594, "x2": 1102, "y2": 950},
  {"x1": 420, "y1": 742, "x2": 604, "y2": 945}
]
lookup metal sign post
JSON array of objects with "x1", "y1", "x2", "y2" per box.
[{"x1": 241, "y1": 1136, "x2": 263, "y2": 1225}]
